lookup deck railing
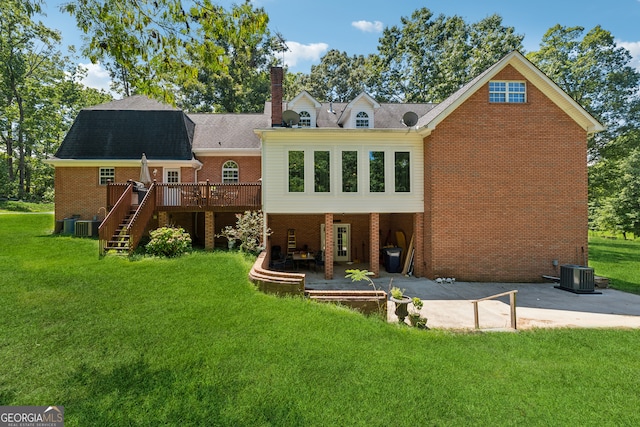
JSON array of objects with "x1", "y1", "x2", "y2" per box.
[
  {"x1": 155, "y1": 181, "x2": 261, "y2": 210},
  {"x1": 471, "y1": 290, "x2": 518, "y2": 330},
  {"x1": 106, "y1": 182, "x2": 129, "y2": 210},
  {"x1": 128, "y1": 182, "x2": 157, "y2": 252},
  {"x1": 99, "y1": 182, "x2": 134, "y2": 256}
]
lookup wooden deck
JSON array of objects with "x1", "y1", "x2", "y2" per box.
[{"x1": 108, "y1": 181, "x2": 261, "y2": 212}]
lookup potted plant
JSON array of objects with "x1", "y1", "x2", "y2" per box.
[
  {"x1": 390, "y1": 286, "x2": 411, "y2": 323},
  {"x1": 408, "y1": 297, "x2": 427, "y2": 328}
]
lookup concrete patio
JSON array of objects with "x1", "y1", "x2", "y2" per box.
[{"x1": 303, "y1": 263, "x2": 640, "y2": 330}]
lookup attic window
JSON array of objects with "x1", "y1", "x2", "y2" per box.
[
  {"x1": 222, "y1": 160, "x2": 239, "y2": 183},
  {"x1": 489, "y1": 81, "x2": 526, "y2": 103},
  {"x1": 99, "y1": 167, "x2": 115, "y2": 185},
  {"x1": 356, "y1": 111, "x2": 369, "y2": 128},
  {"x1": 299, "y1": 111, "x2": 311, "y2": 127}
]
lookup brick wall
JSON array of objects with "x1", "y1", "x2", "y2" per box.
[
  {"x1": 196, "y1": 156, "x2": 262, "y2": 183},
  {"x1": 423, "y1": 65, "x2": 589, "y2": 282},
  {"x1": 54, "y1": 166, "x2": 138, "y2": 220}
]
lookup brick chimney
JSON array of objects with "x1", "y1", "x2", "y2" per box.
[{"x1": 271, "y1": 67, "x2": 283, "y2": 127}]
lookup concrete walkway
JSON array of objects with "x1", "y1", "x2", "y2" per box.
[{"x1": 304, "y1": 266, "x2": 640, "y2": 330}]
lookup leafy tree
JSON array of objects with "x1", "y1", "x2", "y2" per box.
[
  {"x1": 0, "y1": 0, "x2": 111, "y2": 200},
  {"x1": 374, "y1": 8, "x2": 523, "y2": 102},
  {"x1": 527, "y1": 25, "x2": 640, "y2": 162},
  {"x1": 305, "y1": 50, "x2": 378, "y2": 102},
  {"x1": 178, "y1": 1, "x2": 273, "y2": 112},
  {"x1": 65, "y1": 0, "x2": 273, "y2": 111},
  {"x1": 593, "y1": 149, "x2": 640, "y2": 238}
]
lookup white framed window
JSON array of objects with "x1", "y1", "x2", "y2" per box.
[
  {"x1": 99, "y1": 167, "x2": 115, "y2": 185},
  {"x1": 222, "y1": 160, "x2": 239, "y2": 183},
  {"x1": 355, "y1": 111, "x2": 369, "y2": 128},
  {"x1": 165, "y1": 168, "x2": 180, "y2": 183},
  {"x1": 299, "y1": 110, "x2": 311, "y2": 127},
  {"x1": 489, "y1": 81, "x2": 526, "y2": 103}
]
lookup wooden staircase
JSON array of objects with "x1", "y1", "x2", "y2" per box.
[{"x1": 103, "y1": 208, "x2": 137, "y2": 254}]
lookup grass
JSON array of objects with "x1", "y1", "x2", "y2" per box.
[
  {"x1": 589, "y1": 234, "x2": 640, "y2": 294},
  {"x1": 0, "y1": 199, "x2": 54, "y2": 212},
  {"x1": 2, "y1": 213, "x2": 640, "y2": 425}
]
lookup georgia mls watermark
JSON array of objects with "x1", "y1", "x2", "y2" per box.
[{"x1": 0, "y1": 406, "x2": 64, "y2": 427}]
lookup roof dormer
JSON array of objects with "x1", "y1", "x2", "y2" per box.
[
  {"x1": 338, "y1": 92, "x2": 381, "y2": 128},
  {"x1": 288, "y1": 91, "x2": 321, "y2": 127}
]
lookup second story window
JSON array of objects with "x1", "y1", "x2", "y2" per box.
[
  {"x1": 299, "y1": 111, "x2": 311, "y2": 127},
  {"x1": 288, "y1": 151, "x2": 304, "y2": 192},
  {"x1": 489, "y1": 81, "x2": 526, "y2": 103},
  {"x1": 369, "y1": 151, "x2": 385, "y2": 192},
  {"x1": 356, "y1": 111, "x2": 369, "y2": 128},
  {"x1": 99, "y1": 167, "x2": 115, "y2": 185},
  {"x1": 222, "y1": 160, "x2": 239, "y2": 183}
]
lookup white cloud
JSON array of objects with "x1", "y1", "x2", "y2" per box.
[
  {"x1": 351, "y1": 20, "x2": 384, "y2": 33},
  {"x1": 282, "y1": 41, "x2": 329, "y2": 67},
  {"x1": 78, "y1": 62, "x2": 113, "y2": 93},
  {"x1": 617, "y1": 40, "x2": 640, "y2": 72}
]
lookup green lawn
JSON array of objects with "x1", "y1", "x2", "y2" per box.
[
  {"x1": 589, "y1": 234, "x2": 640, "y2": 294},
  {"x1": 2, "y1": 213, "x2": 640, "y2": 426}
]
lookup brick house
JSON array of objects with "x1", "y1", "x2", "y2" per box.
[{"x1": 47, "y1": 51, "x2": 603, "y2": 281}]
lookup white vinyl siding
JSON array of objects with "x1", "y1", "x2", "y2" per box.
[{"x1": 262, "y1": 132, "x2": 423, "y2": 214}]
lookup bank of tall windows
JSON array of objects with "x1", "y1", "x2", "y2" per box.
[
  {"x1": 489, "y1": 81, "x2": 526, "y2": 103},
  {"x1": 395, "y1": 152, "x2": 410, "y2": 192},
  {"x1": 288, "y1": 151, "x2": 304, "y2": 192},
  {"x1": 299, "y1": 111, "x2": 311, "y2": 127},
  {"x1": 99, "y1": 167, "x2": 115, "y2": 185},
  {"x1": 342, "y1": 151, "x2": 358, "y2": 192},
  {"x1": 356, "y1": 111, "x2": 369, "y2": 128},
  {"x1": 222, "y1": 160, "x2": 239, "y2": 183},
  {"x1": 314, "y1": 151, "x2": 330, "y2": 192},
  {"x1": 369, "y1": 151, "x2": 385, "y2": 192}
]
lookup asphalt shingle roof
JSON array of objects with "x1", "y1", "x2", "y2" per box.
[{"x1": 55, "y1": 96, "x2": 194, "y2": 160}]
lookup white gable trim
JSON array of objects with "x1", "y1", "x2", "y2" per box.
[
  {"x1": 417, "y1": 51, "x2": 605, "y2": 135},
  {"x1": 288, "y1": 91, "x2": 321, "y2": 108}
]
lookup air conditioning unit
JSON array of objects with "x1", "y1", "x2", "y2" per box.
[
  {"x1": 559, "y1": 265, "x2": 595, "y2": 293},
  {"x1": 75, "y1": 220, "x2": 99, "y2": 237}
]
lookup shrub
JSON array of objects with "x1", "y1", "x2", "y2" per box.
[
  {"x1": 146, "y1": 226, "x2": 192, "y2": 257},
  {"x1": 216, "y1": 210, "x2": 271, "y2": 254}
]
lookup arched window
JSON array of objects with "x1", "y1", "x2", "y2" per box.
[
  {"x1": 299, "y1": 110, "x2": 311, "y2": 127},
  {"x1": 222, "y1": 160, "x2": 239, "y2": 183},
  {"x1": 356, "y1": 111, "x2": 369, "y2": 128}
]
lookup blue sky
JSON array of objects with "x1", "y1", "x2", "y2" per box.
[{"x1": 43, "y1": 0, "x2": 640, "y2": 93}]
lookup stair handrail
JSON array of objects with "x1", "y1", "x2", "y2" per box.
[
  {"x1": 99, "y1": 181, "x2": 134, "y2": 256},
  {"x1": 127, "y1": 181, "x2": 157, "y2": 253},
  {"x1": 470, "y1": 290, "x2": 518, "y2": 330}
]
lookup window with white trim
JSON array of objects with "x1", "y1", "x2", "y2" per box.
[
  {"x1": 99, "y1": 167, "x2": 115, "y2": 185},
  {"x1": 489, "y1": 81, "x2": 526, "y2": 103},
  {"x1": 222, "y1": 160, "x2": 239, "y2": 183},
  {"x1": 355, "y1": 111, "x2": 369, "y2": 128},
  {"x1": 299, "y1": 110, "x2": 311, "y2": 127}
]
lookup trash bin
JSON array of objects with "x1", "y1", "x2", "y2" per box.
[{"x1": 383, "y1": 247, "x2": 402, "y2": 273}]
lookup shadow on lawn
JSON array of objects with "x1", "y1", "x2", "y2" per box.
[{"x1": 63, "y1": 355, "x2": 306, "y2": 424}]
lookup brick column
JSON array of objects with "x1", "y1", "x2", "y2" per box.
[
  {"x1": 205, "y1": 211, "x2": 215, "y2": 250},
  {"x1": 413, "y1": 212, "x2": 424, "y2": 278},
  {"x1": 158, "y1": 211, "x2": 169, "y2": 227},
  {"x1": 369, "y1": 213, "x2": 380, "y2": 278},
  {"x1": 324, "y1": 213, "x2": 333, "y2": 280}
]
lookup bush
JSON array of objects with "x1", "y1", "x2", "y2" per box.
[
  {"x1": 216, "y1": 210, "x2": 271, "y2": 254},
  {"x1": 146, "y1": 226, "x2": 192, "y2": 257}
]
